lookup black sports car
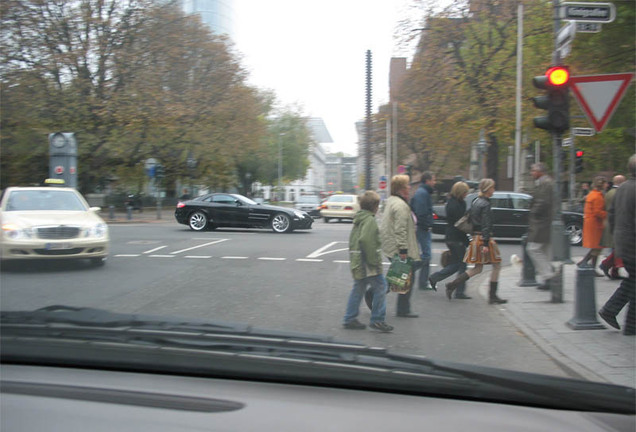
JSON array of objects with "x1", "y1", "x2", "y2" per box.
[
  {"x1": 175, "y1": 193, "x2": 313, "y2": 233},
  {"x1": 432, "y1": 191, "x2": 583, "y2": 246}
]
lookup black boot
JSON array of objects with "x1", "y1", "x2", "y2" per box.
[
  {"x1": 489, "y1": 282, "x2": 507, "y2": 304},
  {"x1": 446, "y1": 272, "x2": 469, "y2": 301}
]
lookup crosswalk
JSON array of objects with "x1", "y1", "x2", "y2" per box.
[{"x1": 112, "y1": 237, "x2": 447, "y2": 266}]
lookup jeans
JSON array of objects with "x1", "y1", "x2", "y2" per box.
[
  {"x1": 430, "y1": 241, "x2": 467, "y2": 294},
  {"x1": 416, "y1": 228, "x2": 432, "y2": 287},
  {"x1": 343, "y1": 274, "x2": 387, "y2": 324}
]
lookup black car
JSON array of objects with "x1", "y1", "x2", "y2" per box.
[
  {"x1": 175, "y1": 193, "x2": 313, "y2": 233},
  {"x1": 432, "y1": 191, "x2": 583, "y2": 246}
]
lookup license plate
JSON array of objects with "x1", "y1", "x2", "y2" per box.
[
  {"x1": 331, "y1": 206, "x2": 341, "y2": 210},
  {"x1": 45, "y1": 243, "x2": 72, "y2": 250}
]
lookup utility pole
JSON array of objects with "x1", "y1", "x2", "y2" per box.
[{"x1": 365, "y1": 50, "x2": 372, "y2": 191}]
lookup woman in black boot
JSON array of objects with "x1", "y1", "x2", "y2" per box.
[{"x1": 445, "y1": 179, "x2": 506, "y2": 304}]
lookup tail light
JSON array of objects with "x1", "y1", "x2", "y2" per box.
[
  {"x1": 433, "y1": 213, "x2": 439, "y2": 220},
  {"x1": 344, "y1": 206, "x2": 353, "y2": 210},
  {"x1": 176, "y1": 202, "x2": 186, "y2": 208}
]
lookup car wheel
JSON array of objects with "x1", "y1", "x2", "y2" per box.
[
  {"x1": 271, "y1": 213, "x2": 292, "y2": 233},
  {"x1": 91, "y1": 257, "x2": 106, "y2": 267},
  {"x1": 565, "y1": 221, "x2": 583, "y2": 246},
  {"x1": 323, "y1": 217, "x2": 330, "y2": 223},
  {"x1": 188, "y1": 211, "x2": 208, "y2": 231}
]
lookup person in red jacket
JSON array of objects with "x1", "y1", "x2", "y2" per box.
[{"x1": 577, "y1": 176, "x2": 607, "y2": 274}]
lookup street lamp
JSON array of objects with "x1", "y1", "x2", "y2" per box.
[
  {"x1": 186, "y1": 150, "x2": 197, "y2": 197},
  {"x1": 477, "y1": 129, "x2": 487, "y2": 179},
  {"x1": 278, "y1": 132, "x2": 285, "y2": 201}
]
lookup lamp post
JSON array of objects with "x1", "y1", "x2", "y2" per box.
[
  {"x1": 278, "y1": 132, "x2": 285, "y2": 201},
  {"x1": 477, "y1": 129, "x2": 487, "y2": 179},
  {"x1": 186, "y1": 150, "x2": 197, "y2": 197}
]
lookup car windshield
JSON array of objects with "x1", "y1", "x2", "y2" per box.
[
  {"x1": 5, "y1": 190, "x2": 87, "y2": 212},
  {"x1": 1, "y1": 0, "x2": 634, "y2": 410}
]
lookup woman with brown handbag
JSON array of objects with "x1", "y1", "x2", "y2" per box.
[{"x1": 444, "y1": 179, "x2": 506, "y2": 304}]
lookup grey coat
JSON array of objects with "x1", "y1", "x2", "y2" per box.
[
  {"x1": 610, "y1": 178, "x2": 635, "y2": 265},
  {"x1": 528, "y1": 175, "x2": 554, "y2": 244}
]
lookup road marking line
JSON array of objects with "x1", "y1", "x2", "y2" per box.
[
  {"x1": 171, "y1": 239, "x2": 229, "y2": 255},
  {"x1": 296, "y1": 258, "x2": 323, "y2": 262},
  {"x1": 333, "y1": 260, "x2": 349, "y2": 263},
  {"x1": 222, "y1": 256, "x2": 248, "y2": 260},
  {"x1": 307, "y1": 241, "x2": 347, "y2": 258},
  {"x1": 185, "y1": 256, "x2": 212, "y2": 259},
  {"x1": 258, "y1": 257, "x2": 286, "y2": 261},
  {"x1": 144, "y1": 246, "x2": 166, "y2": 254},
  {"x1": 149, "y1": 255, "x2": 175, "y2": 258},
  {"x1": 114, "y1": 254, "x2": 140, "y2": 257}
]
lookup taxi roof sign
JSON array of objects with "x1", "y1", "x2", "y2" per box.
[{"x1": 44, "y1": 178, "x2": 66, "y2": 186}]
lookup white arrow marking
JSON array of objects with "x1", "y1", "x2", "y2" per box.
[{"x1": 307, "y1": 241, "x2": 348, "y2": 258}]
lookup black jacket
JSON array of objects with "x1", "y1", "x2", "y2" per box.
[
  {"x1": 469, "y1": 196, "x2": 493, "y2": 242},
  {"x1": 445, "y1": 196, "x2": 469, "y2": 245}
]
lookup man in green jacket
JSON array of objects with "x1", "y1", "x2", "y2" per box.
[{"x1": 343, "y1": 191, "x2": 393, "y2": 332}]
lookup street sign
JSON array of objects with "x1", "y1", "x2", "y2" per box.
[
  {"x1": 562, "y1": 137, "x2": 572, "y2": 147},
  {"x1": 557, "y1": 21, "x2": 576, "y2": 50},
  {"x1": 560, "y1": 2, "x2": 616, "y2": 23},
  {"x1": 572, "y1": 127, "x2": 595, "y2": 136},
  {"x1": 570, "y1": 73, "x2": 634, "y2": 132},
  {"x1": 576, "y1": 22, "x2": 601, "y2": 33},
  {"x1": 379, "y1": 175, "x2": 387, "y2": 190}
]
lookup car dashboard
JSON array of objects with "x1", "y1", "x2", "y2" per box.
[{"x1": 2, "y1": 364, "x2": 634, "y2": 432}]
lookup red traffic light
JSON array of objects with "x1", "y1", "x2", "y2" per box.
[
  {"x1": 576, "y1": 150, "x2": 584, "y2": 157},
  {"x1": 546, "y1": 66, "x2": 569, "y2": 86}
]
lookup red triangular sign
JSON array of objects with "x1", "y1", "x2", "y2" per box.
[{"x1": 570, "y1": 73, "x2": 634, "y2": 132}]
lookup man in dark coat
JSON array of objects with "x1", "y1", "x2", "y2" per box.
[
  {"x1": 599, "y1": 155, "x2": 636, "y2": 335},
  {"x1": 526, "y1": 163, "x2": 557, "y2": 290},
  {"x1": 411, "y1": 172, "x2": 436, "y2": 291}
]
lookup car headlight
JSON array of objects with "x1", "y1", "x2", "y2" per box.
[
  {"x1": 84, "y1": 223, "x2": 108, "y2": 238},
  {"x1": 293, "y1": 210, "x2": 305, "y2": 219},
  {"x1": 2, "y1": 223, "x2": 34, "y2": 240}
]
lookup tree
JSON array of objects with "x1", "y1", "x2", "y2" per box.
[{"x1": 0, "y1": 0, "x2": 267, "y2": 195}]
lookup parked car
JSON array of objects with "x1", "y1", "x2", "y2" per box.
[
  {"x1": 432, "y1": 191, "x2": 583, "y2": 246},
  {"x1": 0, "y1": 185, "x2": 109, "y2": 265},
  {"x1": 319, "y1": 194, "x2": 360, "y2": 223},
  {"x1": 175, "y1": 193, "x2": 313, "y2": 233},
  {"x1": 294, "y1": 195, "x2": 321, "y2": 218}
]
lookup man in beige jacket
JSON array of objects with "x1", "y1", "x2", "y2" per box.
[{"x1": 380, "y1": 175, "x2": 422, "y2": 318}]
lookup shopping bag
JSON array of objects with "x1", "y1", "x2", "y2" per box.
[
  {"x1": 386, "y1": 255, "x2": 414, "y2": 294},
  {"x1": 454, "y1": 213, "x2": 473, "y2": 234}
]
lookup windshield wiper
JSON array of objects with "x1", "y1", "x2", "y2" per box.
[{"x1": 2, "y1": 305, "x2": 634, "y2": 414}]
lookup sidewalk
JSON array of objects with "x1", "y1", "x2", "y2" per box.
[{"x1": 483, "y1": 259, "x2": 635, "y2": 388}]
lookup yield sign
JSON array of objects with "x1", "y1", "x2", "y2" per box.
[{"x1": 570, "y1": 73, "x2": 634, "y2": 132}]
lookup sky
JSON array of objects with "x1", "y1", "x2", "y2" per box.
[{"x1": 233, "y1": 0, "x2": 416, "y2": 156}]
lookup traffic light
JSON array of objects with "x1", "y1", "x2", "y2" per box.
[
  {"x1": 575, "y1": 150, "x2": 584, "y2": 173},
  {"x1": 532, "y1": 66, "x2": 570, "y2": 133}
]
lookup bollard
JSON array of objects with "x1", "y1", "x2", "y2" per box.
[
  {"x1": 109, "y1": 205, "x2": 115, "y2": 220},
  {"x1": 550, "y1": 263, "x2": 563, "y2": 303},
  {"x1": 561, "y1": 232, "x2": 573, "y2": 264},
  {"x1": 518, "y1": 235, "x2": 539, "y2": 287},
  {"x1": 566, "y1": 266, "x2": 605, "y2": 330},
  {"x1": 126, "y1": 205, "x2": 133, "y2": 220}
]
